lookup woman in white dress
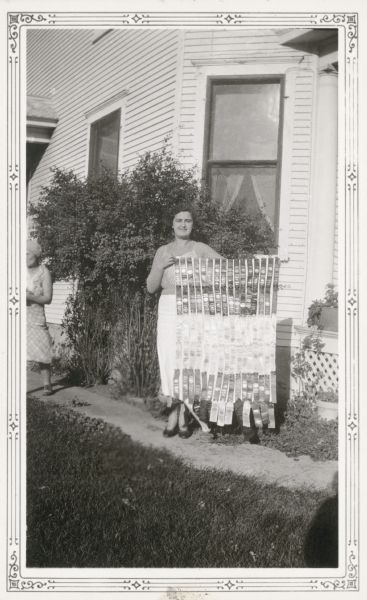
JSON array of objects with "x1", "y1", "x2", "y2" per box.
[
  {"x1": 27, "y1": 239, "x2": 54, "y2": 395},
  {"x1": 147, "y1": 209, "x2": 221, "y2": 437}
]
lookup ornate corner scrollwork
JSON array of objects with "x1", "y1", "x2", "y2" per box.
[
  {"x1": 346, "y1": 15, "x2": 358, "y2": 53},
  {"x1": 8, "y1": 14, "x2": 49, "y2": 53},
  {"x1": 320, "y1": 13, "x2": 346, "y2": 24},
  {"x1": 320, "y1": 550, "x2": 358, "y2": 590},
  {"x1": 319, "y1": 13, "x2": 357, "y2": 53},
  {"x1": 8, "y1": 551, "x2": 52, "y2": 590},
  {"x1": 8, "y1": 14, "x2": 19, "y2": 53}
]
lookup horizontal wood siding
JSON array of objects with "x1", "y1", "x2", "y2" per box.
[
  {"x1": 277, "y1": 69, "x2": 314, "y2": 335},
  {"x1": 28, "y1": 29, "x2": 332, "y2": 347},
  {"x1": 175, "y1": 30, "x2": 317, "y2": 345},
  {"x1": 44, "y1": 281, "x2": 76, "y2": 325},
  {"x1": 27, "y1": 29, "x2": 180, "y2": 324},
  {"x1": 27, "y1": 28, "x2": 180, "y2": 202}
]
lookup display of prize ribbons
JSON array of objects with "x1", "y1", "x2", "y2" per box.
[{"x1": 174, "y1": 256, "x2": 279, "y2": 428}]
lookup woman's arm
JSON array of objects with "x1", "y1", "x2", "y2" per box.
[
  {"x1": 147, "y1": 247, "x2": 176, "y2": 294},
  {"x1": 26, "y1": 268, "x2": 53, "y2": 305}
]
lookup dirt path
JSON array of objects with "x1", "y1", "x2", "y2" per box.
[{"x1": 27, "y1": 371, "x2": 338, "y2": 492}]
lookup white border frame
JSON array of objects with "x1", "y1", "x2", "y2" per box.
[{"x1": 4, "y1": 7, "x2": 359, "y2": 595}]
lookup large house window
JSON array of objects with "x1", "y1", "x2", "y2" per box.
[
  {"x1": 205, "y1": 79, "x2": 282, "y2": 235},
  {"x1": 88, "y1": 108, "x2": 121, "y2": 176}
]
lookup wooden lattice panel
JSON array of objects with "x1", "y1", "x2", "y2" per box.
[{"x1": 305, "y1": 350, "x2": 339, "y2": 392}]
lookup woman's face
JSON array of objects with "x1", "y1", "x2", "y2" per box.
[
  {"x1": 172, "y1": 211, "x2": 193, "y2": 239},
  {"x1": 26, "y1": 250, "x2": 38, "y2": 268}
]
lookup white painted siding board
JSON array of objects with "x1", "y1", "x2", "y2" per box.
[
  {"x1": 126, "y1": 93, "x2": 176, "y2": 120},
  {"x1": 125, "y1": 109, "x2": 176, "y2": 134},
  {"x1": 124, "y1": 136, "x2": 174, "y2": 163},
  {"x1": 28, "y1": 30, "x2": 180, "y2": 196},
  {"x1": 124, "y1": 118, "x2": 175, "y2": 144},
  {"x1": 182, "y1": 36, "x2": 312, "y2": 336},
  {"x1": 44, "y1": 281, "x2": 76, "y2": 325},
  {"x1": 52, "y1": 56, "x2": 178, "y2": 113},
  {"x1": 28, "y1": 28, "x2": 181, "y2": 324},
  {"x1": 28, "y1": 29, "x2": 321, "y2": 340}
]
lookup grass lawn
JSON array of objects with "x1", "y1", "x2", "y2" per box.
[{"x1": 27, "y1": 398, "x2": 333, "y2": 568}]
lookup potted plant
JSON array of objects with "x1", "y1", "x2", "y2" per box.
[{"x1": 307, "y1": 284, "x2": 338, "y2": 332}]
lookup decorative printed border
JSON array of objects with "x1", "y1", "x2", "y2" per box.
[{"x1": 7, "y1": 12, "x2": 358, "y2": 593}]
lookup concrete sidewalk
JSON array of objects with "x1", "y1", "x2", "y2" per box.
[{"x1": 27, "y1": 370, "x2": 338, "y2": 492}]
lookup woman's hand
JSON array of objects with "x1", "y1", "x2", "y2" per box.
[
  {"x1": 147, "y1": 247, "x2": 176, "y2": 294},
  {"x1": 159, "y1": 255, "x2": 177, "y2": 270},
  {"x1": 26, "y1": 269, "x2": 53, "y2": 305}
]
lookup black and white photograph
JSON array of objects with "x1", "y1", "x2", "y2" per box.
[{"x1": 2, "y1": 0, "x2": 364, "y2": 597}]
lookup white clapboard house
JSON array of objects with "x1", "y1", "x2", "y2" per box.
[{"x1": 26, "y1": 28, "x2": 339, "y2": 398}]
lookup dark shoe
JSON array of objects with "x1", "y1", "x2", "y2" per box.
[
  {"x1": 42, "y1": 385, "x2": 53, "y2": 397},
  {"x1": 243, "y1": 427, "x2": 260, "y2": 444},
  {"x1": 178, "y1": 425, "x2": 192, "y2": 439},
  {"x1": 163, "y1": 404, "x2": 179, "y2": 437},
  {"x1": 178, "y1": 404, "x2": 192, "y2": 438},
  {"x1": 163, "y1": 425, "x2": 178, "y2": 438}
]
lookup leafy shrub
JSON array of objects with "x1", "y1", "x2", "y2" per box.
[
  {"x1": 29, "y1": 149, "x2": 276, "y2": 391},
  {"x1": 259, "y1": 330, "x2": 339, "y2": 460},
  {"x1": 113, "y1": 292, "x2": 160, "y2": 398},
  {"x1": 61, "y1": 290, "x2": 116, "y2": 386},
  {"x1": 29, "y1": 149, "x2": 276, "y2": 292},
  {"x1": 195, "y1": 200, "x2": 276, "y2": 257},
  {"x1": 259, "y1": 393, "x2": 338, "y2": 461}
]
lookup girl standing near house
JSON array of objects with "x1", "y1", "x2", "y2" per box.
[
  {"x1": 147, "y1": 208, "x2": 222, "y2": 437},
  {"x1": 27, "y1": 239, "x2": 54, "y2": 395}
]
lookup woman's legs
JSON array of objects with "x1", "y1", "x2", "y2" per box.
[
  {"x1": 163, "y1": 402, "x2": 191, "y2": 438},
  {"x1": 178, "y1": 403, "x2": 192, "y2": 438},
  {"x1": 167, "y1": 403, "x2": 179, "y2": 429},
  {"x1": 163, "y1": 401, "x2": 179, "y2": 437},
  {"x1": 39, "y1": 363, "x2": 52, "y2": 394}
]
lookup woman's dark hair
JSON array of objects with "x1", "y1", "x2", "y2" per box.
[
  {"x1": 167, "y1": 205, "x2": 206, "y2": 242},
  {"x1": 171, "y1": 206, "x2": 195, "y2": 221}
]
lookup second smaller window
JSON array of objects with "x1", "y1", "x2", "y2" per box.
[{"x1": 88, "y1": 108, "x2": 121, "y2": 177}]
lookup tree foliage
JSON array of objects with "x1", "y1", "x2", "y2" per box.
[
  {"x1": 29, "y1": 149, "x2": 276, "y2": 296},
  {"x1": 29, "y1": 150, "x2": 276, "y2": 390}
]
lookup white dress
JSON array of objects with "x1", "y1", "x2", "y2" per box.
[
  {"x1": 155, "y1": 242, "x2": 220, "y2": 404},
  {"x1": 27, "y1": 264, "x2": 53, "y2": 364}
]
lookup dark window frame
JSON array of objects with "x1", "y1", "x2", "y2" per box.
[
  {"x1": 202, "y1": 76, "x2": 285, "y2": 240},
  {"x1": 88, "y1": 108, "x2": 121, "y2": 178}
]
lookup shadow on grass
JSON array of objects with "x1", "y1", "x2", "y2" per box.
[
  {"x1": 27, "y1": 399, "x2": 332, "y2": 569},
  {"x1": 27, "y1": 371, "x2": 82, "y2": 396},
  {"x1": 304, "y1": 494, "x2": 338, "y2": 567}
]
